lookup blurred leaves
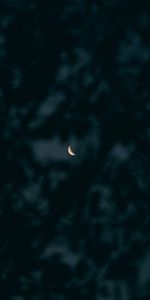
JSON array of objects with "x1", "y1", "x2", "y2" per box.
[{"x1": 0, "y1": 0, "x2": 150, "y2": 299}]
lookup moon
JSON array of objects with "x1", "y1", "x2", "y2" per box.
[{"x1": 68, "y1": 145, "x2": 76, "y2": 156}]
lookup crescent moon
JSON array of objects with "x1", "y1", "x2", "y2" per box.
[{"x1": 68, "y1": 145, "x2": 76, "y2": 156}]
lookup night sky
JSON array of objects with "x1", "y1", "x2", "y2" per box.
[{"x1": 0, "y1": 0, "x2": 150, "y2": 299}]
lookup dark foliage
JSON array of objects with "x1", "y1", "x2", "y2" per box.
[{"x1": 0, "y1": 0, "x2": 150, "y2": 299}]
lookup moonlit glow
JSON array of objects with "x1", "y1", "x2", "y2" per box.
[{"x1": 67, "y1": 145, "x2": 76, "y2": 156}]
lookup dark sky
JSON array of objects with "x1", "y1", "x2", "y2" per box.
[{"x1": 0, "y1": 1, "x2": 150, "y2": 299}]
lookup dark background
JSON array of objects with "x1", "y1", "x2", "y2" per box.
[{"x1": 0, "y1": 0, "x2": 150, "y2": 299}]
